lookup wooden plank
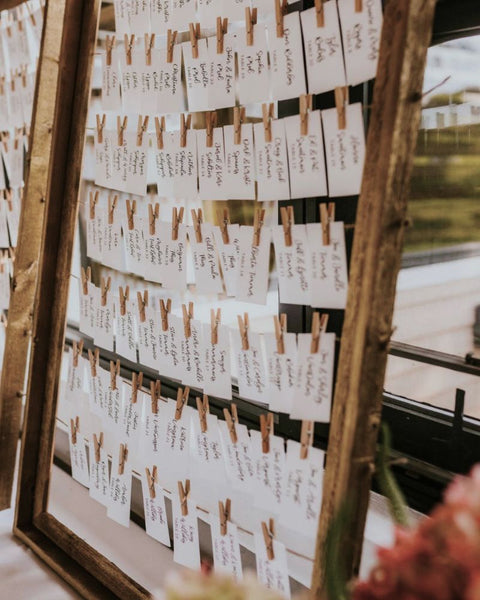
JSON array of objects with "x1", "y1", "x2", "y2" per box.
[
  {"x1": 311, "y1": 0, "x2": 437, "y2": 596},
  {"x1": 0, "y1": 0, "x2": 66, "y2": 510}
]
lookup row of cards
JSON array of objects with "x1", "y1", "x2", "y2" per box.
[
  {"x1": 105, "y1": 1, "x2": 382, "y2": 113},
  {"x1": 95, "y1": 105, "x2": 366, "y2": 199},
  {"x1": 0, "y1": 67, "x2": 36, "y2": 131}
]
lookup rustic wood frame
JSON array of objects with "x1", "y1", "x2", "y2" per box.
[{"x1": 11, "y1": 0, "x2": 435, "y2": 598}]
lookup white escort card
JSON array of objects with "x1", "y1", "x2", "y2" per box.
[
  {"x1": 213, "y1": 223, "x2": 240, "y2": 297},
  {"x1": 115, "y1": 129, "x2": 149, "y2": 196},
  {"x1": 153, "y1": 44, "x2": 184, "y2": 114},
  {"x1": 151, "y1": 0, "x2": 173, "y2": 34},
  {"x1": 103, "y1": 198, "x2": 124, "y2": 270},
  {"x1": 173, "y1": 129, "x2": 198, "y2": 200},
  {"x1": 152, "y1": 130, "x2": 175, "y2": 199},
  {"x1": 222, "y1": 0, "x2": 250, "y2": 21},
  {"x1": 218, "y1": 420, "x2": 255, "y2": 493},
  {"x1": 301, "y1": 2, "x2": 347, "y2": 95},
  {"x1": 122, "y1": 378, "x2": 143, "y2": 452},
  {"x1": 86, "y1": 199, "x2": 104, "y2": 263},
  {"x1": 143, "y1": 205, "x2": 164, "y2": 284},
  {"x1": 338, "y1": 0, "x2": 383, "y2": 86},
  {"x1": 264, "y1": 332, "x2": 297, "y2": 414},
  {"x1": 284, "y1": 111, "x2": 328, "y2": 199},
  {"x1": 156, "y1": 220, "x2": 187, "y2": 291},
  {"x1": 207, "y1": 33, "x2": 236, "y2": 109},
  {"x1": 254, "y1": 533, "x2": 291, "y2": 599},
  {"x1": 223, "y1": 122, "x2": 256, "y2": 200},
  {"x1": 89, "y1": 433, "x2": 110, "y2": 506},
  {"x1": 120, "y1": 50, "x2": 142, "y2": 113},
  {"x1": 197, "y1": 0, "x2": 222, "y2": 27},
  {"x1": 197, "y1": 127, "x2": 227, "y2": 200},
  {"x1": 236, "y1": 25, "x2": 271, "y2": 105},
  {"x1": 202, "y1": 321, "x2": 232, "y2": 400},
  {"x1": 189, "y1": 409, "x2": 226, "y2": 483},
  {"x1": 137, "y1": 299, "x2": 161, "y2": 372},
  {"x1": 232, "y1": 328, "x2": 269, "y2": 404},
  {"x1": 104, "y1": 365, "x2": 124, "y2": 435},
  {"x1": 180, "y1": 317, "x2": 205, "y2": 389},
  {"x1": 65, "y1": 347, "x2": 87, "y2": 404},
  {"x1": 236, "y1": 225, "x2": 271, "y2": 305},
  {"x1": 183, "y1": 38, "x2": 211, "y2": 112},
  {"x1": 101, "y1": 45, "x2": 121, "y2": 111},
  {"x1": 267, "y1": 12, "x2": 306, "y2": 101},
  {"x1": 115, "y1": 289, "x2": 138, "y2": 363},
  {"x1": 79, "y1": 278, "x2": 96, "y2": 339},
  {"x1": 172, "y1": 492, "x2": 201, "y2": 570},
  {"x1": 165, "y1": 313, "x2": 184, "y2": 380},
  {"x1": 68, "y1": 416, "x2": 90, "y2": 488},
  {"x1": 139, "y1": 45, "x2": 162, "y2": 114},
  {"x1": 94, "y1": 281, "x2": 115, "y2": 352},
  {"x1": 189, "y1": 222, "x2": 223, "y2": 295},
  {"x1": 322, "y1": 102, "x2": 366, "y2": 197},
  {"x1": 211, "y1": 519, "x2": 243, "y2": 582},
  {"x1": 88, "y1": 360, "x2": 109, "y2": 419},
  {"x1": 171, "y1": 0, "x2": 196, "y2": 30},
  {"x1": 107, "y1": 444, "x2": 133, "y2": 527},
  {"x1": 94, "y1": 127, "x2": 114, "y2": 189},
  {"x1": 272, "y1": 224, "x2": 312, "y2": 306},
  {"x1": 156, "y1": 399, "x2": 192, "y2": 489},
  {"x1": 142, "y1": 467, "x2": 171, "y2": 546},
  {"x1": 140, "y1": 389, "x2": 163, "y2": 463},
  {"x1": 307, "y1": 221, "x2": 349, "y2": 309},
  {"x1": 250, "y1": 430, "x2": 285, "y2": 514},
  {"x1": 254, "y1": 119, "x2": 290, "y2": 202}
]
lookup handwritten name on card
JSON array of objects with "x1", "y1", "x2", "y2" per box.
[
  {"x1": 236, "y1": 225, "x2": 271, "y2": 306},
  {"x1": 141, "y1": 475, "x2": 171, "y2": 546},
  {"x1": 94, "y1": 129, "x2": 114, "y2": 189},
  {"x1": 115, "y1": 297, "x2": 138, "y2": 363},
  {"x1": 183, "y1": 38, "x2": 211, "y2": 112},
  {"x1": 180, "y1": 318, "x2": 205, "y2": 388},
  {"x1": 101, "y1": 48, "x2": 121, "y2": 111},
  {"x1": 223, "y1": 123, "x2": 255, "y2": 201},
  {"x1": 211, "y1": 520, "x2": 243, "y2": 581},
  {"x1": 107, "y1": 454, "x2": 132, "y2": 528},
  {"x1": 254, "y1": 119, "x2": 290, "y2": 202},
  {"x1": 172, "y1": 497, "x2": 201, "y2": 570},
  {"x1": 157, "y1": 221, "x2": 188, "y2": 291},
  {"x1": 68, "y1": 418, "x2": 90, "y2": 488},
  {"x1": 250, "y1": 431, "x2": 286, "y2": 514},
  {"x1": 137, "y1": 304, "x2": 161, "y2": 371},
  {"x1": 190, "y1": 412, "x2": 226, "y2": 480},
  {"x1": 197, "y1": 128, "x2": 227, "y2": 200},
  {"x1": 213, "y1": 223, "x2": 240, "y2": 297},
  {"x1": 157, "y1": 401, "x2": 191, "y2": 488},
  {"x1": 79, "y1": 280, "x2": 96, "y2": 339},
  {"x1": 207, "y1": 33, "x2": 236, "y2": 109},
  {"x1": 233, "y1": 329, "x2": 269, "y2": 403},
  {"x1": 150, "y1": 0, "x2": 173, "y2": 34},
  {"x1": 152, "y1": 131, "x2": 175, "y2": 198},
  {"x1": 254, "y1": 535, "x2": 291, "y2": 599},
  {"x1": 272, "y1": 224, "x2": 312, "y2": 306},
  {"x1": 237, "y1": 25, "x2": 270, "y2": 105},
  {"x1": 122, "y1": 381, "x2": 143, "y2": 451},
  {"x1": 174, "y1": 131, "x2": 198, "y2": 200},
  {"x1": 264, "y1": 333, "x2": 297, "y2": 415},
  {"x1": 153, "y1": 44, "x2": 184, "y2": 114},
  {"x1": 189, "y1": 223, "x2": 223, "y2": 295},
  {"x1": 218, "y1": 421, "x2": 255, "y2": 493},
  {"x1": 202, "y1": 322, "x2": 232, "y2": 400},
  {"x1": 171, "y1": 0, "x2": 196, "y2": 30},
  {"x1": 89, "y1": 440, "x2": 110, "y2": 506}
]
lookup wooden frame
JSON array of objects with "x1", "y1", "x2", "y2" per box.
[{"x1": 12, "y1": 0, "x2": 435, "y2": 598}]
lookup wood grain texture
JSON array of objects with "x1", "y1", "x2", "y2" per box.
[
  {"x1": 0, "y1": 0, "x2": 66, "y2": 510},
  {"x1": 311, "y1": 0, "x2": 437, "y2": 596}
]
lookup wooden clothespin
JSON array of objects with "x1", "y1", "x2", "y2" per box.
[
  {"x1": 355, "y1": 0, "x2": 363, "y2": 12},
  {"x1": 175, "y1": 386, "x2": 190, "y2": 420},
  {"x1": 70, "y1": 416, "x2": 80, "y2": 445},
  {"x1": 88, "y1": 348, "x2": 99, "y2": 378},
  {"x1": 72, "y1": 339, "x2": 84, "y2": 367},
  {"x1": 154, "y1": 116, "x2": 165, "y2": 150},
  {"x1": 148, "y1": 202, "x2": 160, "y2": 235},
  {"x1": 237, "y1": 313, "x2": 249, "y2": 351},
  {"x1": 178, "y1": 479, "x2": 191, "y2": 516},
  {"x1": 260, "y1": 412, "x2": 274, "y2": 453},
  {"x1": 189, "y1": 22, "x2": 201, "y2": 58},
  {"x1": 223, "y1": 404, "x2": 238, "y2": 444},
  {"x1": 81, "y1": 266, "x2": 91, "y2": 295},
  {"x1": 210, "y1": 308, "x2": 221, "y2": 345},
  {"x1": 310, "y1": 312, "x2": 329, "y2": 354},
  {"x1": 275, "y1": 0, "x2": 288, "y2": 37},
  {"x1": 206, "y1": 111, "x2": 217, "y2": 148},
  {"x1": 89, "y1": 190, "x2": 99, "y2": 220},
  {"x1": 110, "y1": 359, "x2": 120, "y2": 390},
  {"x1": 196, "y1": 394, "x2": 209, "y2": 433},
  {"x1": 216, "y1": 17, "x2": 228, "y2": 54},
  {"x1": 119, "y1": 285, "x2": 129, "y2": 316},
  {"x1": 117, "y1": 115, "x2": 128, "y2": 146},
  {"x1": 124, "y1": 34, "x2": 135, "y2": 66},
  {"x1": 136, "y1": 115, "x2": 149, "y2": 146},
  {"x1": 159, "y1": 298, "x2": 171, "y2": 331},
  {"x1": 300, "y1": 420, "x2": 314, "y2": 459},
  {"x1": 253, "y1": 207, "x2": 265, "y2": 247},
  {"x1": 180, "y1": 114, "x2": 192, "y2": 148},
  {"x1": 145, "y1": 33, "x2": 155, "y2": 66},
  {"x1": 274, "y1": 313, "x2": 287, "y2": 355},
  {"x1": 108, "y1": 194, "x2": 118, "y2": 225},
  {"x1": 217, "y1": 208, "x2": 230, "y2": 244},
  {"x1": 218, "y1": 498, "x2": 231, "y2": 536},
  {"x1": 262, "y1": 103, "x2": 275, "y2": 143},
  {"x1": 131, "y1": 371, "x2": 143, "y2": 404},
  {"x1": 182, "y1": 302, "x2": 194, "y2": 338},
  {"x1": 93, "y1": 432, "x2": 103, "y2": 463},
  {"x1": 171, "y1": 206, "x2": 184, "y2": 241},
  {"x1": 150, "y1": 380, "x2": 161, "y2": 414},
  {"x1": 167, "y1": 29, "x2": 177, "y2": 63},
  {"x1": 234, "y1": 106, "x2": 246, "y2": 145},
  {"x1": 100, "y1": 276, "x2": 111, "y2": 306},
  {"x1": 137, "y1": 290, "x2": 148, "y2": 323},
  {"x1": 126, "y1": 198, "x2": 136, "y2": 230},
  {"x1": 245, "y1": 6, "x2": 257, "y2": 46},
  {"x1": 96, "y1": 114, "x2": 106, "y2": 144},
  {"x1": 320, "y1": 202, "x2": 335, "y2": 245},
  {"x1": 280, "y1": 205, "x2": 293, "y2": 247},
  {"x1": 145, "y1": 466, "x2": 158, "y2": 499},
  {"x1": 300, "y1": 94, "x2": 313, "y2": 136},
  {"x1": 262, "y1": 519, "x2": 275, "y2": 560},
  {"x1": 315, "y1": 0, "x2": 325, "y2": 27},
  {"x1": 191, "y1": 208, "x2": 203, "y2": 243},
  {"x1": 118, "y1": 443, "x2": 128, "y2": 475},
  {"x1": 105, "y1": 35, "x2": 116, "y2": 66},
  {"x1": 334, "y1": 86, "x2": 349, "y2": 130}
]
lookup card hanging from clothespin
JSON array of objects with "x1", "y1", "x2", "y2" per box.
[
  {"x1": 216, "y1": 17, "x2": 228, "y2": 54},
  {"x1": 182, "y1": 302, "x2": 194, "y2": 338},
  {"x1": 189, "y1": 22, "x2": 201, "y2": 59},
  {"x1": 217, "y1": 208, "x2": 230, "y2": 244},
  {"x1": 237, "y1": 313, "x2": 250, "y2": 351},
  {"x1": 175, "y1": 386, "x2": 190, "y2": 420},
  {"x1": 88, "y1": 348, "x2": 99, "y2": 378},
  {"x1": 171, "y1": 206, "x2": 184, "y2": 241},
  {"x1": 126, "y1": 198, "x2": 136, "y2": 230},
  {"x1": 196, "y1": 394, "x2": 209, "y2": 433},
  {"x1": 275, "y1": 0, "x2": 288, "y2": 37},
  {"x1": 124, "y1": 34, "x2": 135, "y2": 66},
  {"x1": 260, "y1": 412, "x2": 274, "y2": 453},
  {"x1": 167, "y1": 29, "x2": 178, "y2": 63},
  {"x1": 96, "y1": 114, "x2": 106, "y2": 144},
  {"x1": 206, "y1": 111, "x2": 217, "y2": 148},
  {"x1": 300, "y1": 420, "x2": 314, "y2": 459},
  {"x1": 136, "y1": 115, "x2": 149, "y2": 146},
  {"x1": 148, "y1": 202, "x2": 160, "y2": 235},
  {"x1": 108, "y1": 194, "x2": 118, "y2": 225},
  {"x1": 178, "y1": 479, "x2": 191, "y2": 516},
  {"x1": 137, "y1": 290, "x2": 148, "y2": 323},
  {"x1": 110, "y1": 359, "x2": 120, "y2": 390},
  {"x1": 219, "y1": 498, "x2": 231, "y2": 536},
  {"x1": 273, "y1": 313, "x2": 287, "y2": 355},
  {"x1": 334, "y1": 86, "x2": 349, "y2": 130},
  {"x1": 150, "y1": 380, "x2": 161, "y2": 414},
  {"x1": 191, "y1": 208, "x2": 203, "y2": 243},
  {"x1": 117, "y1": 115, "x2": 128, "y2": 146},
  {"x1": 119, "y1": 285, "x2": 129, "y2": 316},
  {"x1": 118, "y1": 443, "x2": 128, "y2": 475},
  {"x1": 70, "y1": 416, "x2": 80, "y2": 445},
  {"x1": 210, "y1": 308, "x2": 221, "y2": 345},
  {"x1": 223, "y1": 403, "x2": 238, "y2": 444},
  {"x1": 154, "y1": 116, "x2": 165, "y2": 150},
  {"x1": 100, "y1": 276, "x2": 111, "y2": 307},
  {"x1": 131, "y1": 371, "x2": 143, "y2": 404},
  {"x1": 280, "y1": 205, "x2": 293, "y2": 247},
  {"x1": 89, "y1": 189, "x2": 99, "y2": 220},
  {"x1": 262, "y1": 103, "x2": 275, "y2": 143},
  {"x1": 320, "y1": 202, "x2": 335, "y2": 245},
  {"x1": 253, "y1": 207, "x2": 265, "y2": 247},
  {"x1": 314, "y1": 0, "x2": 325, "y2": 27},
  {"x1": 72, "y1": 339, "x2": 84, "y2": 367},
  {"x1": 105, "y1": 35, "x2": 116, "y2": 66},
  {"x1": 144, "y1": 33, "x2": 155, "y2": 66},
  {"x1": 180, "y1": 113, "x2": 192, "y2": 148},
  {"x1": 262, "y1": 518, "x2": 275, "y2": 560},
  {"x1": 234, "y1": 106, "x2": 246, "y2": 145},
  {"x1": 159, "y1": 298, "x2": 172, "y2": 331},
  {"x1": 93, "y1": 432, "x2": 104, "y2": 463},
  {"x1": 245, "y1": 6, "x2": 257, "y2": 46},
  {"x1": 310, "y1": 312, "x2": 329, "y2": 354},
  {"x1": 300, "y1": 94, "x2": 313, "y2": 136},
  {"x1": 145, "y1": 466, "x2": 158, "y2": 499}
]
